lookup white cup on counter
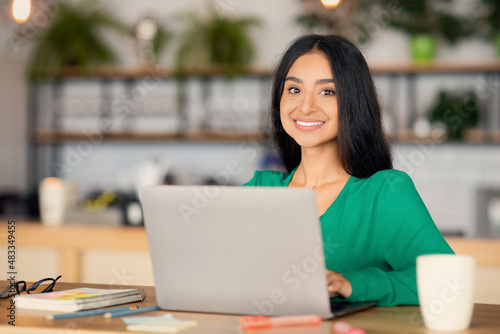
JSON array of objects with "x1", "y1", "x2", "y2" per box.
[
  {"x1": 39, "y1": 178, "x2": 79, "y2": 226},
  {"x1": 417, "y1": 254, "x2": 476, "y2": 331}
]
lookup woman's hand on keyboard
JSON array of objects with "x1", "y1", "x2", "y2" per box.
[{"x1": 326, "y1": 270, "x2": 352, "y2": 298}]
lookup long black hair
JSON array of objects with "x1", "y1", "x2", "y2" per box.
[{"x1": 271, "y1": 34, "x2": 392, "y2": 178}]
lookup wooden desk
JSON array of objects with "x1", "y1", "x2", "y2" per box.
[{"x1": 0, "y1": 282, "x2": 499, "y2": 334}]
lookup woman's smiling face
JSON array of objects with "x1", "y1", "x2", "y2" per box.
[{"x1": 280, "y1": 52, "x2": 339, "y2": 149}]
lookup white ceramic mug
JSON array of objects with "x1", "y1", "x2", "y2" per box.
[
  {"x1": 39, "y1": 178, "x2": 79, "y2": 226},
  {"x1": 417, "y1": 254, "x2": 475, "y2": 331}
]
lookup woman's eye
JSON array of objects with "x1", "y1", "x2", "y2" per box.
[
  {"x1": 321, "y1": 89, "x2": 336, "y2": 96},
  {"x1": 288, "y1": 87, "x2": 300, "y2": 94}
]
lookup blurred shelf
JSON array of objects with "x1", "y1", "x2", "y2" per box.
[
  {"x1": 30, "y1": 61, "x2": 500, "y2": 79},
  {"x1": 33, "y1": 129, "x2": 267, "y2": 143},
  {"x1": 31, "y1": 65, "x2": 273, "y2": 80},
  {"x1": 388, "y1": 129, "x2": 500, "y2": 144},
  {"x1": 28, "y1": 62, "x2": 500, "y2": 192},
  {"x1": 370, "y1": 60, "x2": 500, "y2": 74},
  {"x1": 34, "y1": 128, "x2": 500, "y2": 145},
  {"x1": 182, "y1": 129, "x2": 268, "y2": 142}
]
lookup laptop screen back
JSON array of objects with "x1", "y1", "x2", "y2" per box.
[{"x1": 140, "y1": 185, "x2": 332, "y2": 318}]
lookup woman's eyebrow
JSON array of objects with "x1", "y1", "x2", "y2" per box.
[
  {"x1": 316, "y1": 78, "x2": 335, "y2": 84},
  {"x1": 284, "y1": 77, "x2": 335, "y2": 84},
  {"x1": 285, "y1": 76, "x2": 302, "y2": 83}
]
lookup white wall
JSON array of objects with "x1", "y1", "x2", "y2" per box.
[
  {"x1": 393, "y1": 144, "x2": 500, "y2": 237},
  {"x1": 0, "y1": 53, "x2": 28, "y2": 194}
]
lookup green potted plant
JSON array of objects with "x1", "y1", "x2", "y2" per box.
[
  {"x1": 380, "y1": 0, "x2": 469, "y2": 62},
  {"x1": 28, "y1": 0, "x2": 127, "y2": 78},
  {"x1": 174, "y1": 5, "x2": 261, "y2": 76},
  {"x1": 428, "y1": 90, "x2": 480, "y2": 141},
  {"x1": 296, "y1": 0, "x2": 378, "y2": 45}
]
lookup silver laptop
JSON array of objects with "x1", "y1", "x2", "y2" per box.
[{"x1": 140, "y1": 185, "x2": 375, "y2": 319}]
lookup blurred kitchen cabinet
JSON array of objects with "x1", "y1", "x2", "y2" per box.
[
  {"x1": 0, "y1": 222, "x2": 153, "y2": 284},
  {"x1": 0, "y1": 246, "x2": 154, "y2": 286},
  {"x1": 81, "y1": 249, "x2": 154, "y2": 286}
]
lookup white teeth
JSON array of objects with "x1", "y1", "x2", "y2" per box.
[{"x1": 295, "y1": 120, "x2": 325, "y2": 126}]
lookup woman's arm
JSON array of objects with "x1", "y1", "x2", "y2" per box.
[{"x1": 335, "y1": 171, "x2": 454, "y2": 306}]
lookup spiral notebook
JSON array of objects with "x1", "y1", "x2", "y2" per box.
[{"x1": 14, "y1": 287, "x2": 146, "y2": 312}]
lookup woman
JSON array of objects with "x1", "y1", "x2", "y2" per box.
[{"x1": 244, "y1": 34, "x2": 453, "y2": 307}]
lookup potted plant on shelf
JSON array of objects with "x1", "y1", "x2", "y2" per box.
[
  {"x1": 28, "y1": 0, "x2": 128, "y2": 78},
  {"x1": 174, "y1": 5, "x2": 261, "y2": 76},
  {"x1": 296, "y1": 0, "x2": 378, "y2": 45},
  {"x1": 380, "y1": 0, "x2": 470, "y2": 62},
  {"x1": 428, "y1": 90, "x2": 480, "y2": 141}
]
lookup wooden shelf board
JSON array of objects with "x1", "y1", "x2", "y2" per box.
[
  {"x1": 29, "y1": 61, "x2": 500, "y2": 80},
  {"x1": 105, "y1": 131, "x2": 183, "y2": 141},
  {"x1": 370, "y1": 60, "x2": 500, "y2": 74},
  {"x1": 33, "y1": 129, "x2": 266, "y2": 143},
  {"x1": 183, "y1": 129, "x2": 268, "y2": 142},
  {"x1": 31, "y1": 65, "x2": 273, "y2": 80},
  {"x1": 388, "y1": 129, "x2": 500, "y2": 144},
  {"x1": 34, "y1": 128, "x2": 500, "y2": 145}
]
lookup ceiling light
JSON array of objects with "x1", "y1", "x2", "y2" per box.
[
  {"x1": 321, "y1": 0, "x2": 341, "y2": 9},
  {"x1": 11, "y1": 0, "x2": 31, "y2": 24}
]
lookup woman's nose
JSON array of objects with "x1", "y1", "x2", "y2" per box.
[{"x1": 298, "y1": 91, "x2": 317, "y2": 114}]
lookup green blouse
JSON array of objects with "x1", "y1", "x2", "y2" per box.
[{"x1": 244, "y1": 168, "x2": 454, "y2": 306}]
